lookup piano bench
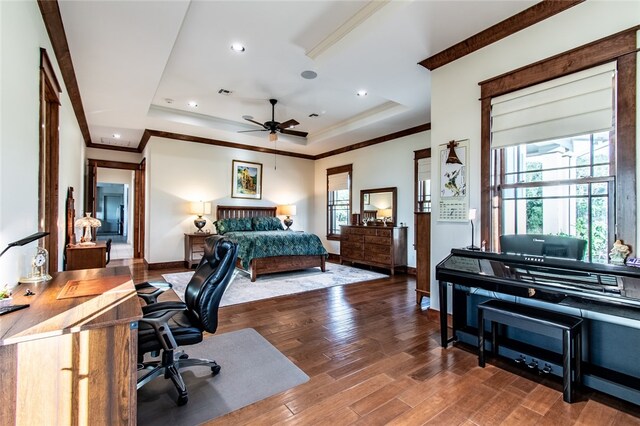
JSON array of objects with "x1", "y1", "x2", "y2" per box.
[{"x1": 477, "y1": 299, "x2": 583, "y2": 403}]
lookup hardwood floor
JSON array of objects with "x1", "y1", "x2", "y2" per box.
[{"x1": 113, "y1": 259, "x2": 640, "y2": 425}]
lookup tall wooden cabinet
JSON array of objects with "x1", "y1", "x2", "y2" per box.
[
  {"x1": 340, "y1": 225, "x2": 407, "y2": 274},
  {"x1": 415, "y1": 212, "x2": 431, "y2": 304}
]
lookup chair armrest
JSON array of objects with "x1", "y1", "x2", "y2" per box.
[
  {"x1": 138, "y1": 304, "x2": 187, "y2": 351},
  {"x1": 142, "y1": 301, "x2": 187, "y2": 316},
  {"x1": 135, "y1": 281, "x2": 173, "y2": 305}
]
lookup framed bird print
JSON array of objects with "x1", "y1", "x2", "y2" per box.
[{"x1": 438, "y1": 139, "x2": 469, "y2": 222}]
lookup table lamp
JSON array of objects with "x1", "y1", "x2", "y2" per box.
[
  {"x1": 0, "y1": 231, "x2": 49, "y2": 259},
  {"x1": 190, "y1": 201, "x2": 212, "y2": 233},
  {"x1": 75, "y1": 213, "x2": 102, "y2": 246},
  {"x1": 377, "y1": 208, "x2": 393, "y2": 225},
  {"x1": 279, "y1": 204, "x2": 296, "y2": 230},
  {"x1": 467, "y1": 208, "x2": 480, "y2": 250}
]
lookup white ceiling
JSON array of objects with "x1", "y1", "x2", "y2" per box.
[{"x1": 58, "y1": 0, "x2": 538, "y2": 156}]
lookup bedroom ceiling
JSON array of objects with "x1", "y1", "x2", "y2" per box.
[{"x1": 57, "y1": 0, "x2": 538, "y2": 156}]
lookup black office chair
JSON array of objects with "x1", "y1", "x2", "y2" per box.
[{"x1": 136, "y1": 236, "x2": 239, "y2": 405}]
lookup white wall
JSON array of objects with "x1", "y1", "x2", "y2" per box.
[
  {"x1": 0, "y1": 1, "x2": 85, "y2": 283},
  {"x1": 429, "y1": 1, "x2": 640, "y2": 311},
  {"x1": 145, "y1": 137, "x2": 315, "y2": 263},
  {"x1": 313, "y1": 131, "x2": 431, "y2": 267},
  {"x1": 85, "y1": 147, "x2": 142, "y2": 164}
]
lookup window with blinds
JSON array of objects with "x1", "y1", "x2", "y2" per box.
[
  {"x1": 327, "y1": 165, "x2": 352, "y2": 238},
  {"x1": 490, "y1": 63, "x2": 616, "y2": 263}
]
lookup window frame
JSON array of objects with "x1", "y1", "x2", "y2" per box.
[
  {"x1": 479, "y1": 26, "x2": 638, "y2": 252},
  {"x1": 326, "y1": 164, "x2": 352, "y2": 241}
]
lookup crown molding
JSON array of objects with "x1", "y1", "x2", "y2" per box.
[
  {"x1": 419, "y1": 0, "x2": 585, "y2": 71},
  {"x1": 38, "y1": 0, "x2": 91, "y2": 145}
]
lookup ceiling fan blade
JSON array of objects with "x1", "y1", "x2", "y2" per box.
[
  {"x1": 280, "y1": 128, "x2": 308, "y2": 138},
  {"x1": 238, "y1": 129, "x2": 267, "y2": 133},
  {"x1": 278, "y1": 119, "x2": 300, "y2": 130},
  {"x1": 244, "y1": 117, "x2": 267, "y2": 128}
]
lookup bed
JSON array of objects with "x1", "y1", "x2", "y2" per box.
[{"x1": 215, "y1": 205, "x2": 327, "y2": 281}]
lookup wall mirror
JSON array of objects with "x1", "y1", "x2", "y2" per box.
[{"x1": 360, "y1": 187, "x2": 397, "y2": 226}]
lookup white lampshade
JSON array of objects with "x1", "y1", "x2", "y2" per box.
[
  {"x1": 279, "y1": 204, "x2": 296, "y2": 216},
  {"x1": 190, "y1": 201, "x2": 212, "y2": 216},
  {"x1": 377, "y1": 208, "x2": 392, "y2": 218}
]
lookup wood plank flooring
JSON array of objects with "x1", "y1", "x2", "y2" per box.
[{"x1": 115, "y1": 259, "x2": 640, "y2": 425}]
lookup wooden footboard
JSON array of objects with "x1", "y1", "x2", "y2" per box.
[{"x1": 236, "y1": 255, "x2": 326, "y2": 282}]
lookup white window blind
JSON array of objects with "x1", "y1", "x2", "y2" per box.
[
  {"x1": 417, "y1": 158, "x2": 431, "y2": 182},
  {"x1": 328, "y1": 171, "x2": 349, "y2": 191},
  {"x1": 491, "y1": 62, "x2": 616, "y2": 149}
]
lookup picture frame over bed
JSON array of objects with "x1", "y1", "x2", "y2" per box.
[
  {"x1": 231, "y1": 160, "x2": 262, "y2": 199},
  {"x1": 216, "y1": 205, "x2": 326, "y2": 281}
]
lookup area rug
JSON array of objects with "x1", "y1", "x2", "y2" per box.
[
  {"x1": 162, "y1": 262, "x2": 388, "y2": 307},
  {"x1": 137, "y1": 328, "x2": 309, "y2": 425}
]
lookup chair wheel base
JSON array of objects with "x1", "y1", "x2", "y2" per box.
[
  {"x1": 211, "y1": 364, "x2": 221, "y2": 375},
  {"x1": 177, "y1": 394, "x2": 188, "y2": 406}
]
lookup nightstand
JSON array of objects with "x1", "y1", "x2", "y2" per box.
[{"x1": 184, "y1": 233, "x2": 210, "y2": 268}]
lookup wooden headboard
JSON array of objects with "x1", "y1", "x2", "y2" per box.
[{"x1": 216, "y1": 205, "x2": 277, "y2": 220}]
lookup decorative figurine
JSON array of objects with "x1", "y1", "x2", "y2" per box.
[{"x1": 609, "y1": 239, "x2": 630, "y2": 265}]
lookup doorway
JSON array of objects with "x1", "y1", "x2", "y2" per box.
[{"x1": 86, "y1": 159, "x2": 145, "y2": 260}]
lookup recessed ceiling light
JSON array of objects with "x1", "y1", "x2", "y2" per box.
[
  {"x1": 288, "y1": 125, "x2": 296, "y2": 129},
  {"x1": 187, "y1": 101, "x2": 198, "y2": 108},
  {"x1": 301, "y1": 70, "x2": 318, "y2": 80},
  {"x1": 113, "y1": 133, "x2": 121, "y2": 139},
  {"x1": 230, "y1": 43, "x2": 245, "y2": 53},
  {"x1": 164, "y1": 98, "x2": 174, "y2": 104},
  {"x1": 357, "y1": 90, "x2": 367, "y2": 97}
]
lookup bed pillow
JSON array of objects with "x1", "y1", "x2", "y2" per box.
[
  {"x1": 214, "y1": 217, "x2": 252, "y2": 234},
  {"x1": 252, "y1": 216, "x2": 284, "y2": 231}
]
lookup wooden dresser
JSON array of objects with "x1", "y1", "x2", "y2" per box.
[
  {"x1": 184, "y1": 233, "x2": 210, "y2": 268},
  {"x1": 340, "y1": 225, "x2": 407, "y2": 274},
  {"x1": 415, "y1": 212, "x2": 431, "y2": 304}
]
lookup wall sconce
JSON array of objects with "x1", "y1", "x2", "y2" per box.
[
  {"x1": 74, "y1": 213, "x2": 102, "y2": 246},
  {"x1": 467, "y1": 208, "x2": 479, "y2": 250},
  {"x1": 278, "y1": 204, "x2": 296, "y2": 230},
  {"x1": 190, "y1": 201, "x2": 212, "y2": 233},
  {"x1": 446, "y1": 140, "x2": 462, "y2": 165}
]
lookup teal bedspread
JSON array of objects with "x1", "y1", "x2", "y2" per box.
[{"x1": 225, "y1": 230, "x2": 328, "y2": 270}]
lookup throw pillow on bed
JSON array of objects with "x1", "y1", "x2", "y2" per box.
[
  {"x1": 252, "y1": 216, "x2": 284, "y2": 231},
  {"x1": 214, "y1": 217, "x2": 252, "y2": 234}
]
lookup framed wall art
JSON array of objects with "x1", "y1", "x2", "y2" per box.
[
  {"x1": 438, "y1": 139, "x2": 469, "y2": 222},
  {"x1": 232, "y1": 160, "x2": 262, "y2": 199}
]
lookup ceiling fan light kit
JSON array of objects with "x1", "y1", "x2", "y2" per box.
[{"x1": 239, "y1": 98, "x2": 308, "y2": 142}]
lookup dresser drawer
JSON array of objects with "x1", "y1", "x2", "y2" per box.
[
  {"x1": 365, "y1": 235, "x2": 391, "y2": 246},
  {"x1": 341, "y1": 246, "x2": 364, "y2": 260},
  {"x1": 369, "y1": 253, "x2": 391, "y2": 264},
  {"x1": 367, "y1": 243, "x2": 391, "y2": 255},
  {"x1": 343, "y1": 233, "x2": 364, "y2": 243},
  {"x1": 342, "y1": 241, "x2": 363, "y2": 251},
  {"x1": 376, "y1": 228, "x2": 392, "y2": 238}
]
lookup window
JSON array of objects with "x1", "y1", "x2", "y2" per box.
[
  {"x1": 480, "y1": 28, "x2": 637, "y2": 257},
  {"x1": 497, "y1": 133, "x2": 613, "y2": 262},
  {"x1": 490, "y1": 63, "x2": 617, "y2": 262},
  {"x1": 326, "y1": 165, "x2": 352, "y2": 239}
]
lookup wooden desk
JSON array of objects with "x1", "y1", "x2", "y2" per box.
[
  {"x1": 65, "y1": 241, "x2": 107, "y2": 270},
  {"x1": 0, "y1": 267, "x2": 142, "y2": 425}
]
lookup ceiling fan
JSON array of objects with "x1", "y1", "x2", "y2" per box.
[{"x1": 238, "y1": 99, "x2": 308, "y2": 142}]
